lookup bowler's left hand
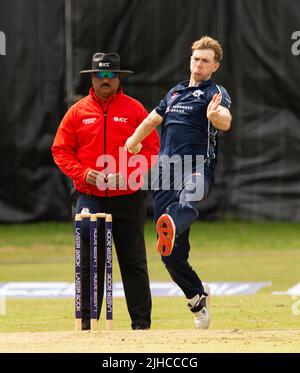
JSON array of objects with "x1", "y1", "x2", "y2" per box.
[
  {"x1": 207, "y1": 93, "x2": 222, "y2": 122},
  {"x1": 124, "y1": 137, "x2": 143, "y2": 154}
]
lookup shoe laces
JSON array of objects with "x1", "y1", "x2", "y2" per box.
[{"x1": 188, "y1": 294, "x2": 207, "y2": 313}]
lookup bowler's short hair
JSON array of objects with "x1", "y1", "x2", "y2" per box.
[{"x1": 191, "y1": 36, "x2": 223, "y2": 63}]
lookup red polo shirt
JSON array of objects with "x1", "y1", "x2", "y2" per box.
[{"x1": 52, "y1": 88, "x2": 159, "y2": 197}]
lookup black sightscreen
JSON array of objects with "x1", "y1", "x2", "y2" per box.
[{"x1": 0, "y1": 0, "x2": 299, "y2": 222}]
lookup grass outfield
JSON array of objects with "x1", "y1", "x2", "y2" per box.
[
  {"x1": 0, "y1": 220, "x2": 299, "y2": 352},
  {"x1": 1, "y1": 295, "x2": 299, "y2": 332},
  {"x1": 0, "y1": 220, "x2": 299, "y2": 287}
]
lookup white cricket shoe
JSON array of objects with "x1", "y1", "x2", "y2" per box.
[{"x1": 187, "y1": 283, "x2": 211, "y2": 330}]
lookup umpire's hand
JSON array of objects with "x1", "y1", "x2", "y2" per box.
[
  {"x1": 86, "y1": 170, "x2": 106, "y2": 187},
  {"x1": 86, "y1": 170, "x2": 125, "y2": 190},
  {"x1": 107, "y1": 173, "x2": 125, "y2": 189}
]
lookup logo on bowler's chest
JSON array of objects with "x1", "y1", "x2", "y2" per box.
[
  {"x1": 167, "y1": 92, "x2": 179, "y2": 105},
  {"x1": 193, "y1": 90, "x2": 204, "y2": 99}
]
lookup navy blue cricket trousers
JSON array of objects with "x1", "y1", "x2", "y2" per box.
[{"x1": 153, "y1": 173, "x2": 212, "y2": 299}]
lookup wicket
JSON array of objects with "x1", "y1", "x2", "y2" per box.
[{"x1": 74, "y1": 213, "x2": 113, "y2": 331}]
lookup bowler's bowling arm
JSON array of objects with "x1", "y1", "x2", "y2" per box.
[{"x1": 125, "y1": 110, "x2": 162, "y2": 153}]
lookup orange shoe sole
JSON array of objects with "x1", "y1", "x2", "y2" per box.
[{"x1": 156, "y1": 214, "x2": 176, "y2": 256}]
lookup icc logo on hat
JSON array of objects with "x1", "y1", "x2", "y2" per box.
[
  {"x1": 80, "y1": 52, "x2": 133, "y2": 75},
  {"x1": 99, "y1": 62, "x2": 110, "y2": 68}
]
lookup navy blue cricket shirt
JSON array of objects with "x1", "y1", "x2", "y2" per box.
[{"x1": 155, "y1": 79, "x2": 231, "y2": 181}]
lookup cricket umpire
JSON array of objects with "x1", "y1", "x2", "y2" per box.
[
  {"x1": 52, "y1": 52, "x2": 159, "y2": 330},
  {"x1": 125, "y1": 36, "x2": 232, "y2": 329}
]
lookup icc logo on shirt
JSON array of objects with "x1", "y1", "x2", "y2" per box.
[{"x1": 113, "y1": 117, "x2": 128, "y2": 123}]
